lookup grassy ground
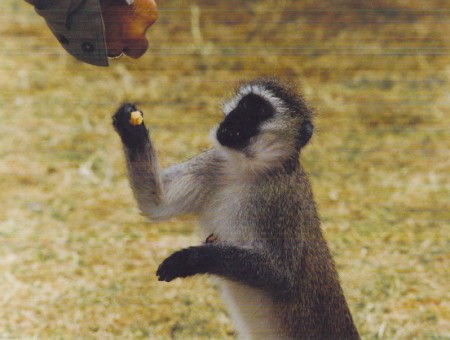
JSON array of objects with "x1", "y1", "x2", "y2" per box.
[{"x1": 0, "y1": 0, "x2": 449, "y2": 338}]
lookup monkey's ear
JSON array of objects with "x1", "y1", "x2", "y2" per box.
[{"x1": 296, "y1": 120, "x2": 313, "y2": 149}]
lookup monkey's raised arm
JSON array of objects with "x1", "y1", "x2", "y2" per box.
[{"x1": 113, "y1": 103, "x2": 221, "y2": 221}]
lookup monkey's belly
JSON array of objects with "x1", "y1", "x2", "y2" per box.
[{"x1": 218, "y1": 279, "x2": 285, "y2": 340}]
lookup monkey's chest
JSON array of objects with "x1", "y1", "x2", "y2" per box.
[{"x1": 199, "y1": 186, "x2": 256, "y2": 246}]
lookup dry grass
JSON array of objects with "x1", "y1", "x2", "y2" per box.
[{"x1": 0, "y1": 0, "x2": 449, "y2": 338}]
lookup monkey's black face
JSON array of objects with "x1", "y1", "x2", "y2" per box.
[{"x1": 216, "y1": 93, "x2": 274, "y2": 150}]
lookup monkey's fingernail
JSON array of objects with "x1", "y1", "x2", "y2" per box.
[
  {"x1": 129, "y1": 110, "x2": 143, "y2": 125},
  {"x1": 205, "y1": 233, "x2": 219, "y2": 244}
]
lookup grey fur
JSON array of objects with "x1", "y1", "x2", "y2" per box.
[{"x1": 113, "y1": 78, "x2": 359, "y2": 339}]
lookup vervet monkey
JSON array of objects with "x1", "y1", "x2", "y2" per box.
[{"x1": 113, "y1": 78, "x2": 359, "y2": 339}]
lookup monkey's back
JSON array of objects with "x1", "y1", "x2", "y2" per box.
[
  {"x1": 200, "y1": 162, "x2": 359, "y2": 339},
  {"x1": 258, "y1": 170, "x2": 359, "y2": 339}
]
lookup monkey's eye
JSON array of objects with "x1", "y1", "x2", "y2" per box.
[{"x1": 236, "y1": 94, "x2": 274, "y2": 122}]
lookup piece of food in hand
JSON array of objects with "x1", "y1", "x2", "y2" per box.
[{"x1": 129, "y1": 110, "x2": 143, "y2": 125}]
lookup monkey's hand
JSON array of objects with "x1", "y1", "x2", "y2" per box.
[
  {"x1": 156, "y1": 246, "x2": 212, "y2": 282},
  {"x1": 157, "y1": 244, "x2": 292, "y2": 295},
  {"x1": 112, "y1": 103, "x2": 149, "y2": 150}
]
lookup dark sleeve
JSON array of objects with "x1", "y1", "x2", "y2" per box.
[{"x1": 31, "y1": 0, "x2": 109, "y2": 66}]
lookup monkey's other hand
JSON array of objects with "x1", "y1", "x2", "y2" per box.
[
  {"x1": 112, "y1": 103, "x2": 149, "y2": 150},
  {"x1": 156, "y1": 246, "x2": 211, "y2": 282}
]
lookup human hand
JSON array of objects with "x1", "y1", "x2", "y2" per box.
[{"x1": 100, "y1": 0, "x2": 158, "y2": 59}]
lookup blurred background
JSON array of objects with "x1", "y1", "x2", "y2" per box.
[{"x1": 0, "y1": 0, "x2": 449, "y2": 338}]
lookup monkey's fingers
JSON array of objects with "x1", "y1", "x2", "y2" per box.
[
  {"x1": 156, "y1": 248, "x2": 205, "y2": 282},
  {"x1": 156, "y1": 259, "x2": 181, "y2": 282},
  {"x1": 112, "y1": 103, "x2": 149, "y2": 150},
  {"x1": 156, "y1": 263, "x2": 176, "y2": 282},
  {"x1": 112, "y1": 103, "x2": 143, "y2": 129},
  {"x1": 205, "y1": 233, "x2": 219, "y2": 244}
]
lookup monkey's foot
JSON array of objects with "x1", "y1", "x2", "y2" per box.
[
  {"x1": 112, "y1": 103, "x2": 148, "y2": 150},
  {"x1": 156, "y1": 247, "x2": 210, "y2": 282}
]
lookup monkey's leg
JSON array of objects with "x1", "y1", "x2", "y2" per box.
[
  {"x1": 113, "y1": 103, "x2": 164, "y2": 216},
  {"x1": 156, "y1": 245, "x2": 291, "y2": 295}
]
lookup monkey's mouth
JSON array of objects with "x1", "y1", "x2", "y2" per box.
[{"x1": 216, "y1": 124, "x2": 258, "y2": 151}]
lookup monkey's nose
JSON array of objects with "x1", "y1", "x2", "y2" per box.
[{"x1": 216, "y1": 124, "x2": 248, "y2": 150}]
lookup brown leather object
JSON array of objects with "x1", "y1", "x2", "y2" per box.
[{"x1": 100, "y1": 0, "x2": 158, "y2": 59}]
